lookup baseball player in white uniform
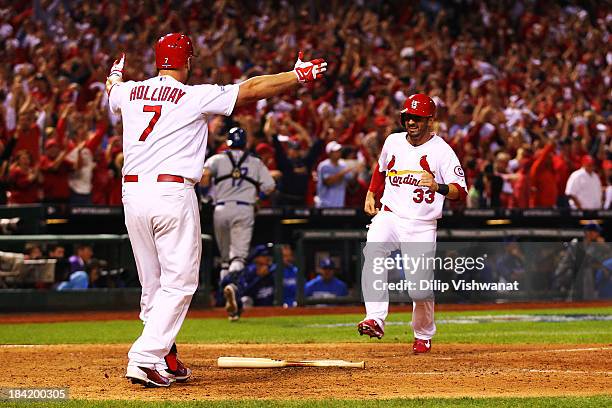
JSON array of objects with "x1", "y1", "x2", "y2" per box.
[
  {"x1": 201, "y1": 127, "x2": 275, "y2": 279},
  {"x1": 357, "y1": 94, "x2": 467, "y2": 354},
  {"x1": 105, "y1": 33, "x2": 327, "y2": 387}
]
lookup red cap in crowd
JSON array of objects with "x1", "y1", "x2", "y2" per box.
[
  {"x1": 374, "y1": 116, "x2": 390, "y2": 127},
  {"x1": 581, "y1": 155, "x2": 594, "y2": 167},
  {"x1": 44, "y1": 139, "x2": 59, "y2": 149},
  {"x1": 255, "y1": 143, "x2": 274, "y2": 157}
]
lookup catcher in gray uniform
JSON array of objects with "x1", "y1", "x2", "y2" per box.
[{"x1": 202, "y1": 127, "x2": 276, "y2": 279}]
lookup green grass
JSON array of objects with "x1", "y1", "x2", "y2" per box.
[
  {"x1": 0, "y1": 307, "x2": 610, "y2": 345},
  {"x1": 0, "y1": 396, "x2": 610, "y2": 407}
]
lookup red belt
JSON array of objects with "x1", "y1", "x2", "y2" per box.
[
  {"x1": 382, "y1": 205, "x2": 392, "y2": 213},
  {"x1": 123, "y1": 174, "x2": 184, "y2": 183}
]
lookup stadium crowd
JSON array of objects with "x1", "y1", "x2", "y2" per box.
[{"x1": 0, "y1": 0, "x2": 610, "y2": 209}]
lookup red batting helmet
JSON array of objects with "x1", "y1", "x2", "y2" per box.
[
  {"x1": 401, "y1": 93, "x2": 436, "y2": 123},
  {"x1": 155, "y1": 33, "x2": 194, "y2": 70}
]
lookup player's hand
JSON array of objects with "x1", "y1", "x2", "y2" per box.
[
  {"x1": 418, "y1": 172, "x2": 438, "y2": 192},
  {"x1": 108, "y1": 53, "x2": 125, "y2": 79},
  {"x1": 294, "y1": 51, "x2": 327, "y2": 83},
  {"x1": 364, "y1": 191, "x2": 379, "y2": 216}
]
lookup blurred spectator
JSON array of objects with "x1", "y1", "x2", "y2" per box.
[
  {"x1": 604, "y1": 160, "x2": 612, "y2": 210},
  {"x1": 0, "y1": 134, "x2": 18, "y2": 205},
  {"x1": 345, "y1": 176, "x2": 369, "y2": 208},
  {"x1": 106, "y1": 135, "x2": 123, "y2": 206},
  {"x1": 86, "y1": 258, "x2": 105, "y2": 288},
  {"x1": 267, "y1": 115, "x2": 325, "y2": 206},
  {"x1": 23, "y1": 242, "x2": 42, "y2": 259},
  {"x1": 565, "y1": 156, "x2": 603, "y2": 210},
  {"x1": 240, "y1": 247, "x2": 276, "y2": 307},
  {"x1": 220, "y1": 244, "x2": 277, "y2": 320},
  {"x1": 494, "y1": 152, "x2": 513, "y2": 207},
  {"x1": 39, "y1": 103, "x2": 74, "y2": 203},
  {"x1": 13, "y1": 103, "x2": 42, "y2": 163},
  {"x1": 281, "y1": 244, "x2": 298, "y2": 308},
  {"x1": 510, "y1": 151, "x2": 532, "y2": 208},
  {"x1": 596, "y1": 258, "x2": 612, "y2": 299},
  {"x1": 495, "y1": 241, "x2": 526, "y2": 285},
  {"x1": 47, "y1": 244, "x2": 65, "y2": 259},
  {"x1": 553, "y1": 139, "x2": 574, "y2": 208},
  {"x1": 66, "y1": 112, "x2": 107, "y2": 205},
  {"x1": 304, "y1": 258, "x2": 348, "y2": 300},
  {"x1": 47, "y1": 243, "x2": 70, "y2": 284},
  {"x1": 554, "y1": 223, "x2": 610, "y2": 300},
  {"x1": 7, "y1": 150, "x2": 40, "y2": 204},
  {"x1": 481, "y1": 163, "x2": 503, "y2": 208},
  {"x1": 56, "y1": 271, "x2": 89, "y2": 291},
  {"x1": 69, "y1": 244, "x2": 93, "y2": 274},
  {"x1": 39, "y1": 139, "x2": 73, "y2": 203},
  {"x1": 529, "y1": 142, "x2": 557, "y2": 208},
  {"x1": 315, "y1": 141, "x2": 357, "y2": 208}
]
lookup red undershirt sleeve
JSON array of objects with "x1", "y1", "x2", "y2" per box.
[{"x1": 368, "y1": 163, "x2": 385, "y2": 193}]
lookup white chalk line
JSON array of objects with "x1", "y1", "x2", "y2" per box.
[
  {"x1": 519, "y1": 369, "x2": 612, "y2": 375},
  {"x1": 0, "y1": 344, "x2": 41, "y2": 348},
  {"x1": 400, "y1": 368, "x2": 611, "y2": 376},
  {"x1": 541, "y1": 347, "x2": 612, "y2": 353},
  {"x1": 378, "y1": 369, "x2": 611, "y2": 376},
  {"x1": 306, "y1": 314, "x2": 612, "y2": 328}
]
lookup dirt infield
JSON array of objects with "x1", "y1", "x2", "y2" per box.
[
  {"x1": 2, "y1": 300, "x2": 611, "y2": 324},
  {"x1": 1, "y1": 343, "x2": 610, "y2": 401}
]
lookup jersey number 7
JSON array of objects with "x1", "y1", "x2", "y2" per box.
[{"x1": 139, "y1": 105, "x2": 162, "y2": 141}]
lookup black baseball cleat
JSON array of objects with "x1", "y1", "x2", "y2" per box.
[{"x1": 126, "y1": 366, "x2": 172, "y2": 388}]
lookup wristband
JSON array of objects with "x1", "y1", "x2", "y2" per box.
[{"x1": 437, "y1": 183, "x2": 449, "y2": 196}]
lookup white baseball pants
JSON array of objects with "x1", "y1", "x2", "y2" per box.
[
  {"x1": 363, "y1": 210, "x2": 437, "y2": 340},
  {"x1": 213, "y1": 202, "x2": 254, "y2": 275},
  {"x1": 122, "y1": 178, "x2": 201, "y2": 369}
]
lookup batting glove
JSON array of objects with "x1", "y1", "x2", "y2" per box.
[
  {"x1": 108, "y1": 53, "x2": 125, "y2": 79},
  {"x1": 294, "y1": 51, "x2": 327, "y2": 83}
]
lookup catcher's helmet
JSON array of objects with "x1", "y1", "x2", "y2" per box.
[
  {"x1": 155, "y1": 33, "x2": 193, "y2": 70},
  {"x1": 400, "y1": 93, "x2": 436, "y2": 126},
  {"x1": 227, "y1": 127, "x2": 247, "y2": 148}
]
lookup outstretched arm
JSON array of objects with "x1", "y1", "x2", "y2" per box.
[
  {"x1": 105, "y1": 54, "x2": 125, "y2": 96},
  {"x1": 235, "y1": 52, "x2": 327, "y2": 107}
]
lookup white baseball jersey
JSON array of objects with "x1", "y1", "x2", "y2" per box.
[
  {"x1": 565, "y1": 167, "x2": 603, "y2": 209},
  {"x1": 378, "y1": 133, "x2": 466, "y2": 220},
  {"x1": 109, "y1": 75, "x2": 239, "y2": 181}
]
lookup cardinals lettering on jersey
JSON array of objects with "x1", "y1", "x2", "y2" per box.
[{"x1": 388, "y1": 172, "x2": 421, "y2": 187}]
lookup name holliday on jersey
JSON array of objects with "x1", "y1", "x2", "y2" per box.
[
  {"x1": 129, "y1": 85, "x2": 186, "y2": 104},
  {"x1": 373, "y1": 279, "x2": 520, "y2": 292}
]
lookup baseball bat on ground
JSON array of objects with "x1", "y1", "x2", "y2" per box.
[{"x1": 217, "y1": 356, "x2": 365, "y2": 369}]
